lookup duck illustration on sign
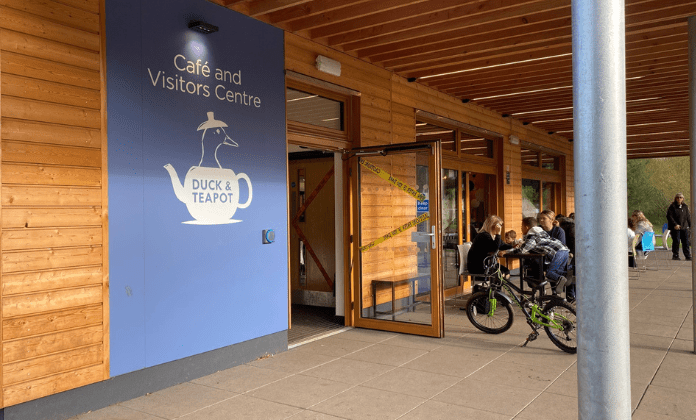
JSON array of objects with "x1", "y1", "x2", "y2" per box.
[{"x1": 164, "y1": 112, "x2": 253, "y2": 224}]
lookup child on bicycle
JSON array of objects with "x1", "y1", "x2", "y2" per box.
[{"x1": 517, "y1": 217, "x2": 572, "y2": 301}]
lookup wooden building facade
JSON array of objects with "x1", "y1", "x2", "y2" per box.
[{"x1": 0, "y1": 0, "x2": 574, "y2": 413}]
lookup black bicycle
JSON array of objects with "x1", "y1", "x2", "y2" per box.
[{"x1": 465, "y1": 255, "x2": 577, "y2": 353}]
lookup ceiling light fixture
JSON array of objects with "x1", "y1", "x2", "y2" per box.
[{"x1": 188, "y1": 20, "x2": 218, "y2": 34}]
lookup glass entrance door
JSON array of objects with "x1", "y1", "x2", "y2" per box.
[{"x1": 351, "y1": 142, "x2": 443, "y2": 337}]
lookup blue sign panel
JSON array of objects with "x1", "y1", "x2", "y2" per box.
[
  {"x1": 417, "y1": 199, "x2": 429, "y2": 212},
  {"x1": 107, "y1": 0, "x2": 287, "y2": 376}
]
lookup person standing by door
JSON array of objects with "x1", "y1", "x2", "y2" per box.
[{"x1": 666, "y1": 193, "x2": 691, "y2": 260}]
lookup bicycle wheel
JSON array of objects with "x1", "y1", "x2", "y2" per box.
[
  {"x1": 542, "y1": 300, "x2": 577, "y2": 354},
  {"x1": 465, "y1": 291, "x2": 514, "y2": 334}
]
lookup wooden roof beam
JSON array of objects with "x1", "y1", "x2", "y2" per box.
[
  {"x1": 263, "y1": 0, "x2": 371, "y2": 25},
  {"x1": 291, "y1": 0, "x2": 456, "y2": 33},
  {"x1": 247, "y1": 0, "x2": 313, "y2": 17},
  {"x1": 325, "y1": 0, "x2": 565, "y2": 47}
]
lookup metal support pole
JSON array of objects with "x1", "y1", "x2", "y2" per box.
[
  {"x1": 689, "y1": 16, "x2": 696, "y2": 354},
  {"x1": 572, "y1": 0, "x2": 631, "y2": 418}
]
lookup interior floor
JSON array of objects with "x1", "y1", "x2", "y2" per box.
[{"x1": 288, "y1": 304, "x2": 344, "y2": 346}]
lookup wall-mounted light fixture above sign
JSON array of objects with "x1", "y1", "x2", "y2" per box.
[
  {"x1": 316, "y1": 55, "x2": 341, "y2": 77},
  {"x1": 188, "y1": 20, "x2": 218, "y2": 34}
]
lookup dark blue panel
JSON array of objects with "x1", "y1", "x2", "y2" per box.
[
  {"x1": 106, "y1": 0, "x2": 147, "y2": 376},
  {"x1": 108, "y1": 0, "x2": 288, "y2": 374}
]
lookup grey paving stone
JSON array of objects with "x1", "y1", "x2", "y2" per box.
[
  {"x1": 343, "y1": 343, "x2": 428, "y2": 366},
  {"x1": 636, "y1": 384, "x2": 696, "y2": 419},
  {"x1": 246, "y1": 373, "x2": 352, "y2": 409},
  {"x1": 180, "y1": 394, "x2": 301, "y2": 420},
  {"x1": 302, "y1": 357, "x2": 394, "y2": 385},
  {"x1": 361, "y1": 366, "x2": 461, "y2": 399},
  {"x1": 247, "y1": 347, "x2": 337, "y2": 374},
  {"x1": 71, "y1": 405, "x2": 167, "y2": 420},
  {"x1": 191, "y1": 364, "x2": 291, "y2": 393},
  {"x1": 119, "y1": 382, "x2": 236, "y2": 419},
  {"x1": 433, "y1": 377, "x2": 540, "y2": 415},
  {"x1": 399, "y1": 400, "x2": 510, "y2": 420},
  {"x1": 310, "y1": 385, "x2": 425, "y2": 420},
  {"x1": 515, "y1": 390, "x2": 577, "y2": 419}
]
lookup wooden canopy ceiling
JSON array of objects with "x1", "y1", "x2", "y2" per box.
[{"x1": 213, "y1": 0, "x2": 696, "y2": 159}]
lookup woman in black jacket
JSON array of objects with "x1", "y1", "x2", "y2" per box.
[
  {"x1": 666, "y1": 193, "x2": 691, "y2": 260},
  {"x1": 467, "y1": 215, "x2": 513, "y2": 276}
]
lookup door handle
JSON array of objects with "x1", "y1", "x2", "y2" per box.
[{"x1": 431, "y1": 226, "x2": 436, "y2": 249}]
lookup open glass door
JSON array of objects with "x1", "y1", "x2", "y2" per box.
[{"x1": 350, "y1": 142, "x2": 443, "y2": 337}]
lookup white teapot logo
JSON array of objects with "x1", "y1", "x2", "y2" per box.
[{"x1": 164, "y1": 112, "x2": 253, "y2": 224}]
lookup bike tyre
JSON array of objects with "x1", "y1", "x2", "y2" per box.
[
  {"x1": 465, "y1": 291, "x2": 514, "y2": 334},
  {"x1": 542, "y1": 300, "x2": 578, "y2": 354}
]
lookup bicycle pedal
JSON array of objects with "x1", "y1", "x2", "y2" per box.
[{"x1": 521, "y1": 332, "x2": 539, "y2": 347}]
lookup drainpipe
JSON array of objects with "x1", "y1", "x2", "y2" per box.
[{"x1": 572, "y1": 0, "x2": 632, "y2": 418}]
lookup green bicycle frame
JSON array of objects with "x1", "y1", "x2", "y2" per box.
[{"x1": 486, "y1": 273, "x2": 568, "y2": 331}]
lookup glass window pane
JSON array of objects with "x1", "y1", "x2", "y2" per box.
[
  {"x1": 543, "y1": 182, "x2": 556, "y2": 213},
  {"x1": 541, "y1": 153, "x2": 558, "y2": 170},
  {"x1": 287, "y1": 88, "x2": 344, "y2": 130},
  {"x1": 460, "y1": 132, "x2": 493, "y2": 158},
  {"x1": 521, "y1": 148, "x2": 539, "y2": 167},
  {"x1": 442, "y1": 169, "x2": 459, "y2": 289},
  {"x1": 522, "y1": 179, "x2": 541, "y2": 217},
  {"x1": 468, "y1": 173, "x2": 490, "y2": 235},
  {"x1": 416, "y1": 120, "x2": 456, "y2": 152},
  {"x1": 358, "y1": 151, "x2": 433, "y2": 325}
]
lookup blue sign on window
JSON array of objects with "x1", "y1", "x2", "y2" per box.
[{"x1": 417, "y1": 199, "x2": 429, "y2": 212}]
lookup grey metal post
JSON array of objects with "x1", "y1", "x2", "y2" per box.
[
  {"x1": 689, "y1": 16, "x2": 696, "y2": 354},
  {"x1": 572, "y1": 0, "x2": 631, "y2": 418}
]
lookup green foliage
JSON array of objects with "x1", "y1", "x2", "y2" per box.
[{"x1": 627, "y1": 157, "x2": 690, "y2": 227}]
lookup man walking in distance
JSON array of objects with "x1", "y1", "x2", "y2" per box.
[{"x1": 666, "y1": 193, "x2": 692, "y2": 260}]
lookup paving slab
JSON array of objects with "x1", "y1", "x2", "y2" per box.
[
  {"x1": 309, "y1": 385, "x2": 425, "y2": 420},
  {"x1": 118, "y1": 382, "x2": 236, "y2": 419},
  {"x1": 68, "y1": 260, "x2": 696, "y2": 420}
]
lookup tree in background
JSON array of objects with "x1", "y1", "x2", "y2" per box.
[{"x1": 627, "y1": 157, "x2": 690, "y2": 227}]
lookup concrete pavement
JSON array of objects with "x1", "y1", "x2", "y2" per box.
[{"x1": 71, "y1": 251, "x2": 694, "y2": 419}]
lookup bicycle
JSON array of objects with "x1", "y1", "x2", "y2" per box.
[{"x1": 464, "y1": 254, "x2": 577, "y2": 354}]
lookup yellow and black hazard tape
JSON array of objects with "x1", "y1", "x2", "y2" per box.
[
  {"x1": 360, "y1": 212, "x2": 430, "y2": 252},
  {"x1": 359, "y1": 159, "x2": 426, "y2": 202}
]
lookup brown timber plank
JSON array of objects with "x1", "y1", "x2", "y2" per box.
[
  {"x1": 3, "y1": 343, "x2": 102, "y2": 387},
  {"x1": 0, "y1": 6, "x2": 100, "y2": 51},
  {"x1": 2, "y1": 52, "x2": 100, "y2": 90},
  {"x1": 2, "y1": 119, "x2": 101, "y2": 148},
  {"x1": 2, "y1": 142, "x2": 101, "y2": 167},
  {"x1": 3, "y1": 363, "x2": 103, "y2": 406},
  {"x1": 2, "y1": 226, "x2": 102, "y2": 250},
  {"x1": 2, "y1": 163, "x2": 101, "y2": 186},
  {"x1": 2, "y1": 207, "x2": 101, "y2": 229},
  {"x1": 3, "y1": 267, "x2": 101, "y2": 296},
  {"x1": 3, "y1": 325, "x2": 102, "y2": 363},
  {"x1": 1, "y1": 97, "x2": 101, "y2": 129},
  {"x1": 1, "y1": 29, "x2": 99, "y2": 71},
  {"x1": 2, "y1": 186, "x2": 101, "y2": 207},
  {"x1": 2, "y1": 74, "x2": 101, "y2": 109},
  {"x1": 2, "y1": 246, "x2": 101, "y2": 274},
  {"x1": 3, "y1": 285, "x2": 102, "y2": 318},
  {"x1": 0, "y1": 0, "x2": 99, "y2": 33},
  {"x1": 2, "y1": 266, "x2": 102, "y2": 296},
  {"x1": 3, "y1": 304, "x2": 102, "y2": 341}
]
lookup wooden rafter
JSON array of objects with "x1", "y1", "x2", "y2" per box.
[{"x1": 224, "y1": 0, "x2": 696, "y2": 157}]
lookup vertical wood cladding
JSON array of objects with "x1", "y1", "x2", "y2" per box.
[{"x1": 0, "y1": 0, "x2": 107, "y2": 407}]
